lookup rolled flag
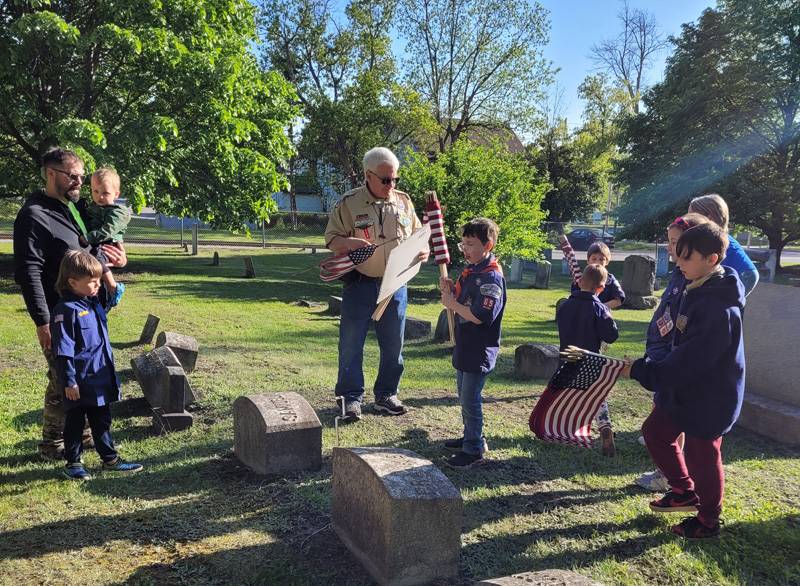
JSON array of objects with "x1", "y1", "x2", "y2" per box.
[
  {"x1": 559, "y1": 234, "x2": 582, "y2": 285},
  {"x1": 424, "y1": 191, "x2": 450, "y2": 264},
  {"x1": 319, "y1": 244, "x2": 378, "y2": 282}
]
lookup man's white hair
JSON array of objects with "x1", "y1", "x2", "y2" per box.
[{"x1": 362, "y1": 147, "x2": 399, "y2": 173}]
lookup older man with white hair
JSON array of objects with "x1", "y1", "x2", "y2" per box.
[{"x1": 325, "y1": 147, "x2": 429, "y2": 422}]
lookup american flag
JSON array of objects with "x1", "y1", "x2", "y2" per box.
[
  {"x1": 559, "y1": 234, "x2": 582, "y2": 285},
  {"x1": 319, "y1": 245, "x2": 378, "y2": 282},
  {"x1": 423, "y1": 192, "x2": 450, "y2": 265},
  {"x1": 529, "y1": 348, "x2": 625, "y2": 447}
]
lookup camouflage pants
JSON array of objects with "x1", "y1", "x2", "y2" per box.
[{"x1": 39, "y1": 348, "x2": 89, "y2": 457}]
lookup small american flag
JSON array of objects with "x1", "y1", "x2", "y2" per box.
[
  {"x1": 319, "y1": 245, "x2": 378, "y2": 282},
  {"x1": 423, "y1": 192, "x2": 450, "y2": 265},
  {"x1": 559, "y1": 234, "x2": 582, "y2": 285},
  {"x1": 529, "y1": 347, "x2": 624, "y2": 448}
]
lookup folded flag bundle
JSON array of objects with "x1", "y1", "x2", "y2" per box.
[{"x1": 529, "y1": 346, "x2": 625, "y2": 448}]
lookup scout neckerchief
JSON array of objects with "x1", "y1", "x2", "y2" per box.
[{"x1": 455, "y1": 255, "x2": 502, "y2": 298}]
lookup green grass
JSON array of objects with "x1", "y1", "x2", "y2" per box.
[{"x1": 1, "y1": 244, "x2": 798, "y2": 585}]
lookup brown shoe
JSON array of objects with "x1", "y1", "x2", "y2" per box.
[{"x1": 600, "y1": 427, "x2": 616, "y2": 457}]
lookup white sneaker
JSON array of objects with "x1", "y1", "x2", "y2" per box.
[{"x1": 635, "y1": 470, "x2": 670, "y2": 492}]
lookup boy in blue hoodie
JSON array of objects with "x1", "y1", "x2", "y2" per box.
[
  {"x1": 624, "y1": 222, "x2": 745, "y2": 539},
  {"x1": 557, "y1": 263, "x2": 620, "y2": 455},
  {"x1": 439, "y1": 218, "x2": 506, "y2": 469}
]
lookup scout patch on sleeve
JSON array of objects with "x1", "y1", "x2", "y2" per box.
[
  {"x1": 54, "y1": 314, "x2": 64, "y2": 323},
  {"x1": 482, "y1": 297, "x2": 495, "y2": 309},
  {"x1": 656, "y1": 313, "x2": 674, "y2": 337},
  {"x1": 78, "y1": 310, "x2": 90, "y2": 317},
  {"x1": 480, "y1": 283, "x2": 502, "y2": 298},
  {"x1": 675, "y1": 314, "x2": 688, "y2": 332}
]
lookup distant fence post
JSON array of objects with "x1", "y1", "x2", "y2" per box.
[
  {"x1": 192, "y1": 223, "x2": 198, "y2": 255},
  {"x1": 180, "y1": 217, "x2": 184, "y2": 247},
  {"x1": 262, "y1": 218, "x2": 266, "y2": 249}
]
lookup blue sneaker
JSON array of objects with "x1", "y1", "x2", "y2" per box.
[
  {"x1": 102, "y1": 458, "x2": 143, "y2": 473},
  {"x1": 63, "y1": 463, "x2": 92, "y2": 481},
  {"x1": 109, "y1": 282, "x2": 125, "y2": 308}
]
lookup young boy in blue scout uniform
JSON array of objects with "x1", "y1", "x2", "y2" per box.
[
  {"x1": 439, "y1": 218, "x2": 506, "y2": 469},
  {"x1": 51, "y1": 250, "x2": 142, "y2": 480},
  {"x1": 558, "y1": 263, "x2": 620, "y2": 455},
  {"x1": 624, "y1": 222, "x2": 745, "y2": 539}
]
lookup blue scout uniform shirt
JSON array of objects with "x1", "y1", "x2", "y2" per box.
[
  {"x1": 557, "y1": 290, "x2": 619, "y2": 353},
  {"x1": 571, "y1": 271, "x2": 625, "y2": 305},
  {"x1": 452, "y1": 254, "x2": 506, "y2": 374},
  {"x1": 645, "y1": 268, "x2": 687, "y2": 361},
  {"x1": 631, "y1": 266, "x2": 746, "y2": 440},
  {"x1": 50, "y1": 292, "x2": 121, "y2": 410}
]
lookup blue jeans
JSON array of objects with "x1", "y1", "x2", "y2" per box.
[
  {"x1": 335, "y1": 277, "x2": 407, "y2": 403},
  {"x1": 456, "y1": 369, "x2": 488, "y2": 455}
]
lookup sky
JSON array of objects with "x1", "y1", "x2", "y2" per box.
[{"x1": 539, "y1": 0, "x2": 715, "y2": 128}]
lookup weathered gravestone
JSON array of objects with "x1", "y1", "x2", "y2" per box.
[
  {"x1": 244, "y1": 257, "x2": 256, "y2": 278},
  {"x1": 622, "y1": 254, "x2": 658, "y2": 309},
  {"x1": 531, "y1": 260, "x2": 552, "y2": 289},
  {"x1": 153, "y1": 407, "x2": 194, "y2": 434},
  {"x1": 155, "y1": 331, "x2": 199, "y2": 373},
  {"x1": 737, "y1": 283, "x2": 800, "y2": 445},
  {"x1": 151, "y1": 366, "x2": 194, "y2": 434},
  {"x1": 233, "y1": 392, "x2": 322, "y2": 475},
  {"x1": 433, "y1": 309, "x2": 451, "y2": 343},
  {"x1": 328, "y1": 295, "x2": 342, "y2": 316},
  {"x1": 509, "y1": 258, "x2": 524, "y2": 283},
  {"x1": 332, "y1": 447, "x2": 462, "y2": 586},
  {"x1": 139, "y1": 314, "x2": 160, "y2": 344},
  {"x1": 131, "y1": 346, "x2": 196, "y2": 409},
  {"x1": 298, "y1": 299, "x2": 324, "y2": 308},
  {"x1": 514, "y1": 343, "x2": 561, "y2": 380},
  {"x1": 405, "y1": 317, "x2": 431, "y2": 340},
  {"x1": 211, "y1": 251, "x2": 220, "y2": 266},
  {"x1": 478, "y1": 569, "x2": 603, "y2": 586}
]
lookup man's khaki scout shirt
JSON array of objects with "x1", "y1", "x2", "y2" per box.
[{"x1": 325, "y1": 185, "x2": 424, "y2": 278}]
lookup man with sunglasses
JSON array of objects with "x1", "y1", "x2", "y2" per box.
[
  {"x1": 325, "y1": 147, "x2": 429, "y2": 422},
  {"x1": 13, "y1": 147, "x2": 128, "y2": 460}
]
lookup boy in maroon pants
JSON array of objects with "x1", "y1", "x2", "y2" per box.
[{"x1": 622, "y1": 222, "x2": 745, "y2": 538}]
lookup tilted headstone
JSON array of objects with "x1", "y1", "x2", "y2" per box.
[
  {"x1": 139, "y1": 314, "x2": 160, "y2": 344},
  {"x1": 622, "y1": 254, "x2": 656, "y2": 295},
  {"x1": 433, "y1": 309, "x2": 450, "y2": 342},
  {"x1": 211, "y1": 251, "x2": 220, "y2": 266},
  {"x1": 155, "y1": 331, "x2": 199, "y2": 373},
  {"x1": 332, "y1": 447, "x2": 462, "y2": 586},
  {"x1": 328, "y1": 295, "x2": 342, "y2": 316},
  {"x1": 532, "y1": 260, "x2": 552, "y2": 289},
  {"x1": 152, "y1": 407, "x2": 194, "y2": 435},
  {"x1": 131, "y1": 346, "x2": 196, "y2": 409},
  {"x1": 554, "y1": 297, "x2": 569, "y2": 321},
  {"x1": 244, "y1": 257, "x2": 256, "y2": 278},
  {"x1": 479, "y1": 569, "x2": 603, "y2": 586},
  {"x1": 151, "y1": 366, "x2": 194, "y2": 433},
  {"x1": 405, "y1": 317, "x2": 432, "y2": 340},
  {"x1": 233, "y1": 392, "x2": 322, "y2": 475},
  {"x1": 514, "y1": 343, "x2": 561, "y2": 380}
]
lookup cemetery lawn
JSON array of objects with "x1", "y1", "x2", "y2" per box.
[{"x1": 1, "y1": 243, "x2": 798, "y2": 586}]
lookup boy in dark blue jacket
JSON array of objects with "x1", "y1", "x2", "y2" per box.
[
  {"x1": 439, "y1": 218, "x2": 506, "y2": 469},
  {"x1": 558, "y1": 263, "x2": 620, "y2": 455},
  {"x1": 624, "y1": 222, "x2": 745, "y2": 538},
  {"x1": 51, "y1": 250, "x2": 143, "y2": 480}
]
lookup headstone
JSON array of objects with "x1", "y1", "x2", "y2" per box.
[
  {"x1": 509, "y1": 258, "x2": 523, "y2": 283},
  {"x1": 624, "y1": 294, "x2": 659, "y2": 310},
  {"x1": 514, "y1": 343, "x2": 561, "y2": 380},
  {"x1": 622, "y1": 254, "x2": 656, "y2": 295},
  {"x1": 244, "y1": 257, "x2": 256, "y2": 278},
  {"x1": 554, "y1": 297, "x2": 568, "y2": 321},
  {"x1": 532, "y1": 260, "x2": 552, "y2": 289},
  {"x1": 332, "y1": 447, "x2": 462, "y2": 586},
  {"x1": 233, "y1": 392, "x2": 322, "y2": 475},
  {"x1": 405, "y1": 317, "x2": 431, "y2": 340},
  {"x1": 655, "y1": 244, "x2": 670, "y2": 277},
  {"x1": 139, "y1": 314, "x2": 160, "y2": 344},
  {"x1": 211, "y1": 251, "x2": 220, "y2": 266},
  {"x1": 155, "y1": 332, "x2": 199, "y2": 373},
  {"x1": 561, "y1": 257, "x2": 570, "y2": 276},
  {"x1": 152, "y1": 407, "x2": 194, "y2": 434},
  {"x1": 161, "y1": 366, "x2": 189, "y2": 414},
  {"x1": 131, "y1": 346, "x2": 196, "y2": 409},
  {"x1": 433, "y1": 309, "x2": 450, "y2": 343},
  {"x1": 738, "y1": 283, "x2": 800, "y2": 445},
  {"x1": 298, "y1": 299, "x2": 324, "y2": 308},
  {"x1": 328, "y1": 295, "x2": 342, "y2": 316},
  {"x1": 478, "y1": 569, "x2": 603, "y2": 586}
]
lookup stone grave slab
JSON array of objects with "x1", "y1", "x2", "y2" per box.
[
  {"x1": 479, "y1": 569, "x2": 603, "y2": 586},
  {"x1": 332, "y1": 447, "x2": 462, "y2": 586},
  {"x1": 155, "y1": 331, "x2": 199, "y2": 373},
  {"x1": 514, "y1": 343, "x2": 561, "y2": 380},
  {"x1": 531, "y1": 260, "x2": 552, "y2": 289},
  {"x1": 211, "y1": 251, "x2": 220, "y2": 266},
  {"x1": 131, "y1": 346, "x2": 196, "y2": 409},
  {"x1": 233, "y1": 392, "x2": 322, "y2": 475},
  {"x1": 139, "y1": 314, "x2": 160, "y2": 344},
  {"x1": 433, "y1": 309, "x2": 451, "y2": 343},
  {"x1": 405, "y1": 317, "x2": 431, "y2": 340},
  {"x1": 328, "y1": 295, "x2": 342, "y2": 315},
  {"x1": 622, "y1": 254, "x2": 656, "y2": 296},
  {"x1": 298, "y1": 299, "x2": 324, "y2": 308},
  {"x1": 624, "y1": 294, "x2": 658, "y2": 310},
  {"x1": 152, "y1": 407, "x2": 194, "y2": 434},
  {"x1": 244, "y1": 257, "x2": 256, "y2": 278}
]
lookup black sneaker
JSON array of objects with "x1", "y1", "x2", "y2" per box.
[
  {"x1": 336, "y1": 397, "x2": 362, "y2": 422},
  {"x1": 63, "y1": 463, "x2": 92, "y2": 481},
  {"x1": 444, "y1": 437, "x2": 489, "y2": 453},
  {"x1": 445, "y1": 451, "x2": 485, "y2": 469},
  {"x1": 373, "y1": 395, "x2": 408, "y2": 416},
  {"x1": 671, "y1": 516, "x2": 721, "y2": 539},
  {"x1": 650, "y1": 489, "x2": 700, "y2": 513}
]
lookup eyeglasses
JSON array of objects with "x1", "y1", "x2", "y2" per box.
[
  {"x1": 368, "y1": 170, "x2": 400, "y2": 186},
  {"x1": 50, "y1": 167, "x2": 86, "y2": 183},
  {"x1": 457, "y1": 242, "x2": 481, "y2": 252}
]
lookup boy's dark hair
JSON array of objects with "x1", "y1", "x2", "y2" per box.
[
  {"x1": 55, "y1": 250, "x2": 103, "y2": 295},
  {"x1": 586, "y1": 241, "x2": 611, "y2": 262},
  {"x1": 462, "y1": 217, "x2": 499, "y2": 245},
  {"x1": 582, "y1": 263, "x2": 608, "y2": 290},
  {"x1": 675, "y1": 223, "x2": 729, "y2": 264}
]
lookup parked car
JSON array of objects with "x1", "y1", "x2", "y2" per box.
[{"x1": 564, "y1": 228, "x2": 615, "y2": 251}]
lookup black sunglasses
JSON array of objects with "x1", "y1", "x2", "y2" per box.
[
  {"x1": 50, "y1": 167, "x2": 86, "y2": 183},
  {"x1": 368, "y1": 170, "x2": 400, "y2": 186}
]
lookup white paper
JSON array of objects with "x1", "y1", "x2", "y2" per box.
[{"x1": 375, "y1": 224, "x2": 431, "y2": 307}]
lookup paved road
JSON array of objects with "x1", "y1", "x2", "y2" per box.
[{"x1": 555, "y1": 248, "x2": 800, "y2": 264}]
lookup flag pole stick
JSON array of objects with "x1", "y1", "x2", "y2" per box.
[
  {"x1": 439, "y1": 263, "x2": 456, "y2": 342},
  {"x1": 560, "y1": 345, "x2": 626, "y2": 364}
]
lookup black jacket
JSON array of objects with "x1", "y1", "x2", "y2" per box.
[
  {"x1": 13, "y1": 190, "x2": 91, "y2": 326},
  {"x1": 557, "y1": 290, "x2": 619, "y2": 353}
]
